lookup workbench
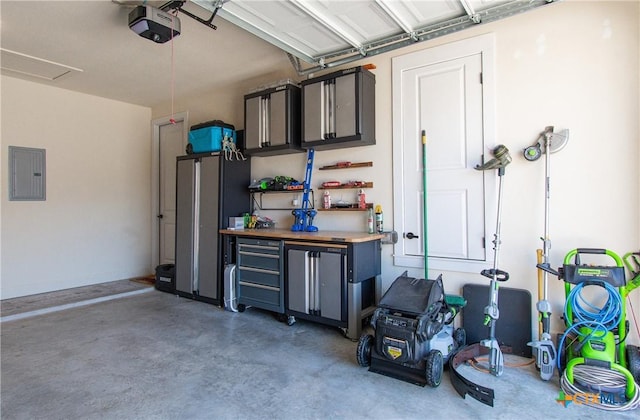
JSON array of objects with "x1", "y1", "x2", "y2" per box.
[{"x1": 220, "y1": 229, "x2": 384, "y2": 339}]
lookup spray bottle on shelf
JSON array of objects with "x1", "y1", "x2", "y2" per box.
[
  {"x1": 357, "y1": 189, "x2": 366, "y2": 209},
  {"x1": 375, "y1": 205, "x2": 383, "y2": 234},
  {"x1": 367, "y1": 207, "x2": 374, "y2": 234},
  {"x1": 322, "y1": 190, "x2": 331, "y2": 209}
]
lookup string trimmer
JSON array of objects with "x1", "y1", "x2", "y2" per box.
[
  {"x1": 450, "y1": 144, "x2": 513, "y2": 407},
  {"x1": 524, "y1": 126, "x2": 569, "y2": 381}
]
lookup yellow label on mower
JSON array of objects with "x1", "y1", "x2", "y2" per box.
[{"x1": 386, "y1": 346, "x2": 403, "y2": 360}]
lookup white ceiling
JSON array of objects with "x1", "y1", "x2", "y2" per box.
[
  {"x1": 0, "y1": 0, "x2": 291, "y2": 108},
  {"x1": 0, "y1": 1, "x2": 556, "y2": 108}
]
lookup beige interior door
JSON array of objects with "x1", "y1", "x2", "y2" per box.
[
  {"x1": 159, "y1": 120, "x2": 186, "y2": 265},
  {"x1": 403, "y1": 53, "x2": 485, "y2": 260},
  {"x1": 392, "y1": 34, "x2": 496, "y2": 272}
]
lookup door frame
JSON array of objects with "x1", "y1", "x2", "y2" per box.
[
  {"x1": 392, "y1": 33, "x2": 497, "y2": 272},
  {"x1": 151, "y1": 111, "x2": 189, "y2": 271}
]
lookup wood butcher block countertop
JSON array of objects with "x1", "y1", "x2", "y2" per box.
[{"x1": 219, "y1": 228, "x2": 385, "y2": 243}]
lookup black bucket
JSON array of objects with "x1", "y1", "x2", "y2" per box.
[{"x1": 155, "y1": 264, "x2": 175, "y2": 293}]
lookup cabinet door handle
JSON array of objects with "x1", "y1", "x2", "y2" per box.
[
  {"x1": 238, "y1": 266, "x2": 280, "y2": 275},
  {"x1": 239, "y1": 251, "x2": 280, "y2": 259},
  {"x1": 238, "y1": 281, "x2": 280, "y2": 292},
  {"x1": 238, "y1": 244, "x2": 280, "y2": 252}
]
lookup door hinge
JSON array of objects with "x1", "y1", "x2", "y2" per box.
[
  {"x1": 480, "y1": 72, "x2": 483, "y2": 84},
  {"x1": 482, "y1": 237, "x2": 486, "y2": 249}
]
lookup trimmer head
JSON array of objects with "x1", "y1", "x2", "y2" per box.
[
  {"x1": 524, "y1": 126, "x2": 570, "y2": 161},
  {"x1": 475, "y1": 144, "x2": 512, "y2": 171}
]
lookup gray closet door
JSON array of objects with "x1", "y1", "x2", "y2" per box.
[
  {"x1": 175, "y1": 159, "x2": 195, "y2": 294},
  {"x1": 197, "y1": 155, "x2": 220, "y2": 300}
]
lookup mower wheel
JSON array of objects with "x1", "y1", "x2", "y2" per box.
[
  {"x1": 453, "y1": 328, "x2": 466, "y2": 348},
  {"x1": 626, "y1": 345, "x2": 640, "y2": 385},
  {"x1": 356, "y1": 334, "x2": 374, "y2": 367},
  {"x1": 237, "y1": 304, "x2": 246, "y2": 313},
  {"x1": 425, "y1": 350, "x2": 444, "y2": 388}
]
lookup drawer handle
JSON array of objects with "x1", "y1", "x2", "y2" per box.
[
  {"x1": 239, "y1": 245, "x2": 280, "y2": 252},
  {"x1": 239, "y1": 281, "x2": 280, "y2": 292},
  {"x1": 238, "y1": 266, "x2": 280, "y2": 275},
  {"x1": 239, "y1": 251, "x2": 280, "y2": 259}
]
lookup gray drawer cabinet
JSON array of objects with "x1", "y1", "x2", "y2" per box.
[
  {"x1": 301, "y1": 66, "x2": 375, "y2": 150},
  {"x1": 236, "y1": 238, "x2": 284, "y2": 313},
  {"x1": 244, "y1": 83, "x2": 303, "y2": 156},
  {"x1": 220, "y1": 229, "x2": 383, "y2": 339}
]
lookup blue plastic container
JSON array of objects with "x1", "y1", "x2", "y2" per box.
[{"x1": 188, "y1": 120, "x2": 235, "y2": 153}]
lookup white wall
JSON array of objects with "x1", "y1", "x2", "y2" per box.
[
  {"x1": 357, "y1": 0, "x2": 640, "y2": 341},
  {"x1": 154, "y1": 1, "x2": 640, "y2": 342},
  {"x1": 7, "y1": 1, "x2": 628, "y2": 342},
  {"x1": 1, "y1": 76, "x2": 152, "y2": 299}
]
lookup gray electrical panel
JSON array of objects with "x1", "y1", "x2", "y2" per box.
[{"x1": 9, "y1": 146, "x2": 46, "y2": 201}]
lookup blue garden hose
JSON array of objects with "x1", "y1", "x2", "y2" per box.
[{"x1": 557, "y1": 280, "x2": 623, "y2": 370}]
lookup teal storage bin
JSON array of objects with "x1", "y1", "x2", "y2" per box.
[{"x1": 188, "y1": 120, "x2": 236, "y2": 153}]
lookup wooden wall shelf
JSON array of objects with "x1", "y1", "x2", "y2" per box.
[
  {"x1": 318, "y1": 203, "x2": 373, "y2": 211},
  {"x1": 318, "y1": 182, "x2": 373, "y2": 190},
  {"x1": 319, "y1": 161, "x2": 373, "y2": 170}
]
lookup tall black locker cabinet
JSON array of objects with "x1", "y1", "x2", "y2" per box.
[{"x1": 175, "y1": 152, "x2": 251, "y2": 305}]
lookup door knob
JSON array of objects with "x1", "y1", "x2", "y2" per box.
[{"x1": 404, "y1": 232, "x2": 418, "y2": 239}]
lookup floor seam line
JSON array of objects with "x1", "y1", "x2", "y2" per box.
[{"x1": 0, "y1": 287, "x2": 154, "y2": 323}]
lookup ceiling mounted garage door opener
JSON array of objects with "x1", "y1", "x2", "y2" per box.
[
  {"x1": 450, "y1": 144, "x2": 512, "y2": 407},
  {"x1": 524, "y1": 126, "x2": 569, "y2": 382}
]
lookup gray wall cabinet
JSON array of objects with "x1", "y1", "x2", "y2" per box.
[
  {"x1": 301, "y1": 66, "x2": 376, "y2": 150},
  {"x1": 244, "y1": 83, "x2": 302, "y2": 156}
]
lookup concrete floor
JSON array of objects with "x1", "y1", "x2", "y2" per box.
[{"x1": 1, "y1": 284, "x2": 638, "y2": 419}]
